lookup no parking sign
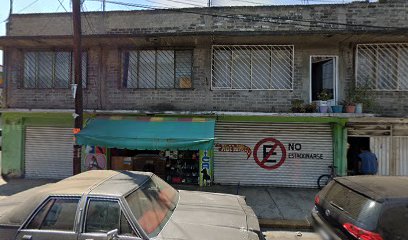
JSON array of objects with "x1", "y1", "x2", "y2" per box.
[{"x1": 253, "y1": 138, "x2": 287, "y2": 170}]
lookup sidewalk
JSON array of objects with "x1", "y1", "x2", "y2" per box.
[
  {"x1": 174, "y1": 184, "x2": 318, "y2": 229},
  {"x1": 0, "y1": 178, "x2": 317, "y2": 229}
]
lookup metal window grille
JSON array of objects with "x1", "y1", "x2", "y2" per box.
[
  {"x1": 122, "y1": 50, "x2": 193, "y2": 89},
  {"x1": 23, "y1": 51, "x2": 87, "y2": 89},
  {"x1": 356, "y1": 43, "x2": 408, "y2": 91},
  {"x1": 211, "y1": 45, "x2": 294, "y2": 90}
]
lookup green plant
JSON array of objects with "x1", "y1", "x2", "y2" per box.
[
  {"x1": 304, "y1": 102, "x2": 317, "y2": 113},
  {"x1": 291, "y1": 99, "x2": 305, "y2": 113},
  {"x1": 317, "y1": 89, "x2": 333, "y2": 101}
]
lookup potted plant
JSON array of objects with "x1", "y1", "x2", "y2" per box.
[
  {"x1": 331, "y1": 104, "x2": 343, "y2": 113},
  {"x1": 304, "y1": 102, "x2": 317, "y2": 113},
  {"x1": 291, "y1": 99, "x2": 305, "y2": 113},
  {"x1": 317, "y1": 89, "x2": 332, "y2": 113},
  {"x1": 353, "y1": 87, "x2": 373, "y2": 114},
  {"x1": 342, "y1": 99, "x2": 356, "y2": 113}
]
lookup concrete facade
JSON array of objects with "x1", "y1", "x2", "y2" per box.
[{"x1": 2, "y1": 2, "x2": 408, "y2": 116}]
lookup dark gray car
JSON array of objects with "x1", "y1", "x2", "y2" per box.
[
  {"x1": 312, "y1": 176, "x2": 408, "y2": 240},
  {"x1": 0, "y1": 170, "x2": 261, "y2": 240}
]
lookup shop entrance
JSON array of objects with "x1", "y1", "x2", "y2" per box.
[
  {"x1": 110, "y1": 149, "x2": 200, "y2": 185},
  {"x1": 347, "y1": 137, "x2": 370, "y2": 175}
]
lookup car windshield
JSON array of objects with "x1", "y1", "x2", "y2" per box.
[
  {"x1": 125, "y1": 175, "x2": 179, "y2": 237},
  {"x1": 324, "y1": 182, "x2": 382, "y2": 230}
]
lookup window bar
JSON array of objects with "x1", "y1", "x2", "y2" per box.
[
  {"x1": 137, "y1": 51, "x2": 140, "y2": 89},
  {"x1": 52, "y1": 52, "x2": 56, "y2": 88},
  {"x1": 250, "y1": 49, "x2": 253, "y2": 90},
  {"x1": 174, "y1": 50, "x2": 177, "y2": 89},
  {"x1": 270, "y1": 47, "x2": 273, "y2": 89},
  {"x1": 292, "y1": 46, "x2": 295, "y2": 90},
  {"x1": 155, "y1": 50, "x2": 158, "y2": 89},
  {"x1": 35, "y1": 52, "x2": 39, "y2": 88},
  {"x1": 229, "y1": 49, "x2": 233, "y2": 89},
  {"x1": 190, "y1": 49, "x2": 194, "y2": 89},
  {"x1": 375, "y1": 46, "x2": 379, "y2": 90},
  {"x1": 397, "y1": 49, "x2": 400, "y2": 91}
]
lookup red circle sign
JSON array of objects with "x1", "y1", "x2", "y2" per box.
[{"x1": 253, "y1": 138, "x2": 287, "y2": 170}]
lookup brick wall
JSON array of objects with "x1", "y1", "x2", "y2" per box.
[
  {"x1": 3, "y1": 2, "x2": 408, "y2": 116},
  {"x1": 6, "y1": 2, "x2": 408, "y2": 36}
]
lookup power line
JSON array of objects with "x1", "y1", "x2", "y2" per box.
[
  {"x1": 88, "y1": 0, "x2": 408, "y2": 32},
  {"x1": 156, "y1": 0, "x2": 205, "y2": 7},
  {"x1": 82, "y1": 4, "x2": 97, "y2": 34},
  {"x1": 57, "y1": 0, "x2": 69, "y2": 12},
  {"x1": 16, "y1": 0, "x2": 42, "y2": 13},
  {"x1": 37, "y1": 0, "x2": 70, "y2": 34}
]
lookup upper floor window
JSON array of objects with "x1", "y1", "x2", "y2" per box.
[
  {"x1": 23, "y1": 51, "x2": 87, "y2": 89},
  {"x1": 211, "y1": 45, "x2": 294, "y2": 90},
  {"x1": 356, "y1": 43, "x2": 408, "y2": 91},
  {"x1": 122, "y1": 49, "x2": 193, "y2": 89}
]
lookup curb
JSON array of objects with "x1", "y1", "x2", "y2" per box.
[{"x1": 259, "y1": 218, "x2": 313, "y2": 230}]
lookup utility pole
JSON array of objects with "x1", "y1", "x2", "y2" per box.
[
  {"x1": 9, "y1": 0, "x2": 13, "y2": 17},
  {"x1": 102, "y1": 0, "x2": 106, "y2": 12},
  {"x1": 72, "y1": 0, "x2": 83, "y2": 175}
]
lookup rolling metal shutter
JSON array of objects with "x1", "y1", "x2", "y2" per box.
[
  {"x1": 214, "y1": 122, "x2": 333, "y2": 188},
  {"x1": 396, "y1": 137, "x2": 408, "y2": 176},
  {"x1": 25, "y1": 127, "x2": 73, "y2": 179},
  {"x1": 370, "y1": 137, "x2": 391, "y2": 176}
]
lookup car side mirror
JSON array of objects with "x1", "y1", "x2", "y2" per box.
[{"x1": 106, "y1": 229, "x2": 119, "y2": 240}]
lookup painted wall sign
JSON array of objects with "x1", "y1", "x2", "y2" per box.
[
  {"x1": 83, "y1": 146, "x2": 108, "y2": 171},
  {"x1": 215, "y1": 143, "x2": 252, "y2": 159},
  {"x1": 199, "y1": 150, "x2": 213, "y2": 186},
  {"x1": 253, "y1": 138, "x2": 287, "y2": 170}
]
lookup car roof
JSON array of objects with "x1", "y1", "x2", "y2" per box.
[
  {"x1": 0, "y1": 170, "x2": 151, "y2": 226},
  {"x1": 334, "y1": 176, "x2": 408, "y2": 202}
]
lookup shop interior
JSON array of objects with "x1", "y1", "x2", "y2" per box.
[
  {"x1": 110, "y1": 149, "x2": 200, "y2": 185},
  {"x1": 347, "y1": 137, "x2": 370, "y2": 175}
]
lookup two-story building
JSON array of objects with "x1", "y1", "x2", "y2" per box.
[{"x1": 0, "y1": 1, "x2": 407, "y2": 187}]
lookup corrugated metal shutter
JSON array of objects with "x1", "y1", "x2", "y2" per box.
[
  {"x1": 25, "y1": 127, "x2": 73, "y2": 179},
  {"x1": 395, "y1": 137, "x2": 408, "y2": 176},
  {"x1": 214, "y1": 122, "x2": 333, "y2": 188},
  {"x1": 370, "y1": 136, "x2": 391, "y2": 176}
]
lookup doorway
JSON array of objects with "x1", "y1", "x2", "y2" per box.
[
  {"x1": 310, "y1": 56, "x2": 338, "y2": 104},
  {"x1": 347, "y1": 137, "x2": 370, "y2": 175}
]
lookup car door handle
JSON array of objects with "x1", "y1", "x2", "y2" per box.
[{"x1": 22, "y1": 235, "x2": 32, "y2": 240}]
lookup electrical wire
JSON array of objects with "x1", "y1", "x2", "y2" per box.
[
  {"x1": 57, "y1": 0, "x2": 69, "y2": 12},
  {"x1": 37, "y1": 0, "x2": 67, "y2": 34},
  {"x1": 16, "y1": 0, "x2": 42, "y2": 13},
  {"x1": 87, "y1": 0, "x2": 408, "y2": 32},
  {"x1": 82, "y1": 4, "x2": 97, "y2": 34}
]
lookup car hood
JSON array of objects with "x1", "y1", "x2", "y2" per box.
[{"x1": 157, "y1": 190, "x2": 260, "y2": 240}]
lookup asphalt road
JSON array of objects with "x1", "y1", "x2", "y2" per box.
[{"x1": 264, "y1": 231, "x2": 322, "y2": 240}]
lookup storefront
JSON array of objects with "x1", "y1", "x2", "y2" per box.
[
  {"x1": 212, "y1": 116, "x2": 347, "y2": 188},
  {"x1": 347, "y1": 118, "x2": 408, "y2": 176},
  {"x1": 1, "y1": 112, "x2": 348, "y2": 188},
  {"x1": 76, "y1": 117, "x2": 215, "y2": 186}
]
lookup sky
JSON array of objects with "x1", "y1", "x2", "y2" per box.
[{"x1": 0, "y1": 0, "x2": 374, "y2": 65}]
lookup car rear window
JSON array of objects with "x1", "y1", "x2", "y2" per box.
[
  {"x1": 324, "y1": 182, "x2": 382, "y2": 230},
  {"x1": 125, "y1": 175, "x2": 179, "y2": 237}
]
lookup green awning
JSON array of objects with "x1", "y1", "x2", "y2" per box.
[{"x1": 76, "y1": 118, "x2": 215, "y2": 150}]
